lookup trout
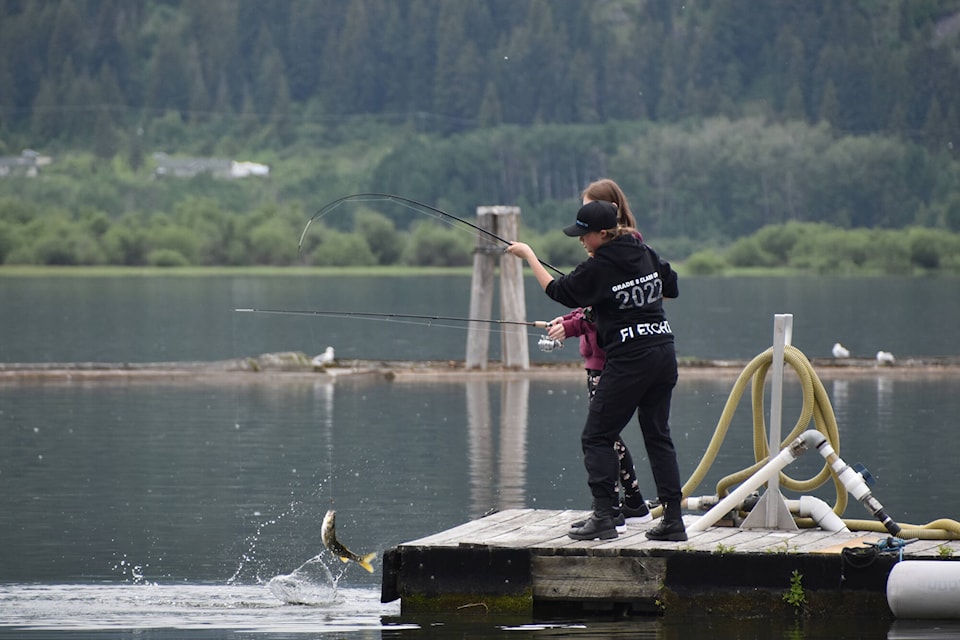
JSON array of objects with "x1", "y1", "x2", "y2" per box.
[{"x1": 321, "y1": 509, "x2": 375, "y2": 573}]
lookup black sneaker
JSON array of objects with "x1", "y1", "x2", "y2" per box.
[
  {"x1": 568, "y1": 514, "x2": 618, "y2": 541},
  {"x1": 645, "y1": 518, "x2": 687, "y2": 542},
  {"x1": 621, "y1": 501, "x2": 652, "y2": 524},
  {"x1": 571, "y1": 511, "x2": 626, "y2": 533}
]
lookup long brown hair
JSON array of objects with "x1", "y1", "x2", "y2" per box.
[{"x1": 581, "y1": 179, "x2": 637, "y2": 229}]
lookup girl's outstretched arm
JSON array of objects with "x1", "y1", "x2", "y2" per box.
[{"x1": 505, "y1": 242, "x2": 554, "y2": 291}]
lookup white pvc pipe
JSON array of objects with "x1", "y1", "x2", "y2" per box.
[
  {"x1": 683, "y1": 496, "x2": 719, "y2": 511},
  {"x1": 808, "y1": 432, "x2": 902, "y2": 536},
  {"x1": 688, "y1": 430, "x2": 903, "y2": 535},
  {"x1": 686, "y1": 432, "x2": 816, "y2": 532},
  {"x1": 786, "y1": 496, "x2": 849, "y2": 532},
  {"x1": 887, "y1": 561, "x2": 960, "y2": 619},
  {"x1": 684, "y1": 493, "x2": 847, "y2": 532}
]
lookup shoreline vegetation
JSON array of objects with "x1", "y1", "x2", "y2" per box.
[
  {"x1": 4, "y1": 4, "x2": 960, "y2": 280},
  {"x1": 2, "y1": 264, "x2": 960, "y2": 279},
  {"x1": 3, "y1": 352, "x2": 960, "y2": 384}
]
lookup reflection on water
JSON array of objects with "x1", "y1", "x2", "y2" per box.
[
  {"x1": 877, "y1": 376, "x2": 895, "y2": 431},
  {"x1": 2, "y1": 368, "x2": 960, "y2": 638},
  {"x1": 831, "y1": 379, "x2": 849, "y2": 423},
  {"x1": 465, "y1": 380, "x2": 535, "y2": 513}
]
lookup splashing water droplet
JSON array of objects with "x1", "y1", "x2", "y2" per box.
[{"x1": 267, "y1": 557, "x2": 342, "y2": 606}]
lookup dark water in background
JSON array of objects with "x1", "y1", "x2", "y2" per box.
[
  {"x1": 0, "y1": 274, "x2": 958, "y2": 363},
  {"x1": 1, "y1": 274, "x2": 959, "y2": 639}
]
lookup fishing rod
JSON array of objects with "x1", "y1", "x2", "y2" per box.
[
  {"x1": 235, "y1": 307, "x2": 551, "y2": 328},
  {"x1": 298, "y1": 192, "x2": 565, "y2": 276}
]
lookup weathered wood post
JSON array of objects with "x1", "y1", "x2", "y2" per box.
[
  {"x1": 465, "y1": 209, "x2": 497, "y2": 369},
  {"x1": 465, "y1": 206, "x2": 529, "y2": 369},
  {"x1": 497, "y1": 209, "x2": 529, "y2": 369}
]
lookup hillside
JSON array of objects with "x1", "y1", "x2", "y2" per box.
[{"x1": 1, "y1": 1, "x2": 960, "y2": 269}]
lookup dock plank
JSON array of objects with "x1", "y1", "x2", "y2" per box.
[
  {"x1": 806, "y1": 534, "x2": 879, "y2": 554},
  {"x1": 403, "y1": 509, "x2": 529, "y2": 546},
  {"x1": 902, "y1": 539, "x2": 956, "y2": 557},
  {"x1": 730, "y1": 530, "x2": 807, "y2": 553},
  {"x1": 686, "y1": 528, "x2": 782, "y2": 554},
  {"x1": 781, "y1": 529, "x2": 865, "y2": 553},
  {"x1": 459, "y1": 509, "x2": 577, "y2": 547}
]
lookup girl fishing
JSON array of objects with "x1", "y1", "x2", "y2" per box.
[
  {"x1": 550, "y1": 180, "x2": 652, "y2": 531},
  {"x1": 506, "y1": 196, "x2": 686, "y2": 542}
]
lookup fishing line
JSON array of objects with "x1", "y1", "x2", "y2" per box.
[
  {"x1": 234, "y1": 309, "x2": 563, "y2": 352},
  {"x1": 292, "y1": 192, "x2": 569, "y2": 515},
  {"x1": 298, "y1": 192, "x2": 565, "y2": 276},
  {"x1": 229, "y1": 307, "x2": 260, "y2": 583},
  {"x1": 236, "y1": 307, "x2": 550, "y2": 328},
  {"x1": 234, "y1": 308, "x2": 553, "y2": 347}
]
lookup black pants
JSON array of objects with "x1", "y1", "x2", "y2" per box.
[
  {"x1": 581, "y1": 343, "x2": 681, "y2": 511},
  {"x1": 587, "y1": 369, "x2": 642, "y2": 500}
]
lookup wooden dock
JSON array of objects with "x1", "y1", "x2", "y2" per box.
[{"x1": 380, "y1": 508, "x2": 959, "y2": 618}]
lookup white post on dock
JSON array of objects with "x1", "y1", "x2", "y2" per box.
[
  {"x1": 741, "y1": 313, "x2": 798, "y2": 531},
  {"x1": 465, "y1": 206, "x2": 529, "y2": 370}
]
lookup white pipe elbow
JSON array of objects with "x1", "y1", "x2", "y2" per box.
[{"x1": 787, "y1": 496, "x2": 849, "y2": 532}]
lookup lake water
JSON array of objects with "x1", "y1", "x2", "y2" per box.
[
  {"x1": 1, "y1": 274, "x2": 958, "y2": 363},
  {"x1": 1, "y1": 273, "x2": 959, "y2": 639}
]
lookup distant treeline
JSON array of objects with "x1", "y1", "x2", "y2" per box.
[
  {"x1": 2, "y1": 0, "x2": 959, "y2": 148},
  {"x1": 2, "y1": 117, "x2": 959, "y2": 268},
  {"x1": 2, "y1": 1, "x2": 960, "y2": 272},
  {"x1": 2, "y1": 176, "x2": 959, "y2": 274}
]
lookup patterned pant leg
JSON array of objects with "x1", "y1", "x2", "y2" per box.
[
  {"x1": 586, "y1": 371, "x2": 601, "y2": 401},
  {"x1": 614, "y1": 438, "x2": 642, "y2": 500}
]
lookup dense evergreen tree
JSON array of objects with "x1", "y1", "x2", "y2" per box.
[
  {"x1": 1, "y1": 0, "x2": 960, "y2": 270},
  {"x1": 2, "y1": 0, "x2": 959, "y2": 141}
]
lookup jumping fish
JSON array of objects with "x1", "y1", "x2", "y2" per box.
[{"x1": 321, "y1": 509, "x2": 375, "y2": 573}]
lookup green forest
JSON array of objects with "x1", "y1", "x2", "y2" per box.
[{"x1": 1, "y1": 0, "x2": 960, "y2": 273}]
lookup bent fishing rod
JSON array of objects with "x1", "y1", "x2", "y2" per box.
[
  {"x1": 235, "y1": 307, "x2": 551, "y2": 328},
  {"x1": 298, "y1": 192, "x2": 565, "y2": 276}
]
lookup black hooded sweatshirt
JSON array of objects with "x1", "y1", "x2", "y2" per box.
[{"x1": 545, "y1": 234, "x2": 678, "y2": 361}]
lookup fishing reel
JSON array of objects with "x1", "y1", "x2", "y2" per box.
[{"x1": 538, "y1": 335, "x2": 564, "y2": 352}]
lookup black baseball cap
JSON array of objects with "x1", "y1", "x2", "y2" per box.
[{"x1": 563, "y1": 200, "x2": 618, "y2": 237}]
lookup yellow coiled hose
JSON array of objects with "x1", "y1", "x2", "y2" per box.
[{"x1": 659, "y1": 345, "x2": 960, "y2": 540}]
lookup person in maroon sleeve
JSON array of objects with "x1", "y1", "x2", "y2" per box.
[
  {"x1": 553, "y1": 305, "x2": 653, "y2": 532},
  {"x1": 507, "y1": 190, "x2": 686, "y2": 542}
]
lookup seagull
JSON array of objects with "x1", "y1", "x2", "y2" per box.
[
  {"x1": 876, "y1": 350, "x2": 896, "y2": 365},
  {"x1": 312, "y1": 346, "x2": 336, "y2": 367},
  {"x1": 832, "y1": 343, "x2": 850, "y2": 358}
]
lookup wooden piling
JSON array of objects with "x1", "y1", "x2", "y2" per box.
[{"x1": 466, "y1": 206, "x2": 528, "y2": 370}]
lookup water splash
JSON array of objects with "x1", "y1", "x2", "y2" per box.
[
  {"x1": 229, "y1": 480, "x2": 333, "y2": 587},
  {"x1": 110, "y1": 553, "x2": 154, "y2": 585},
  {"x1": 228, "y1": 501, "x2": 306, "y2": 585},
  {"x1": 267, "y1": 554, "x2": 342, "y2": 606}
]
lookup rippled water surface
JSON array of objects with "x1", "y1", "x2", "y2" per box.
[
  {"x1": 1, "y1": 274, "x2": 958, "y2": 363},
  {"x1": 0, "y1": 583, "x2": 402, "y2": 635},
  {"x1": 2, "y1": 274, "x2": 959, "y2": 639},
  {"x1": 6, "y1": 583, "x2": 960, "y2": 639}
]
